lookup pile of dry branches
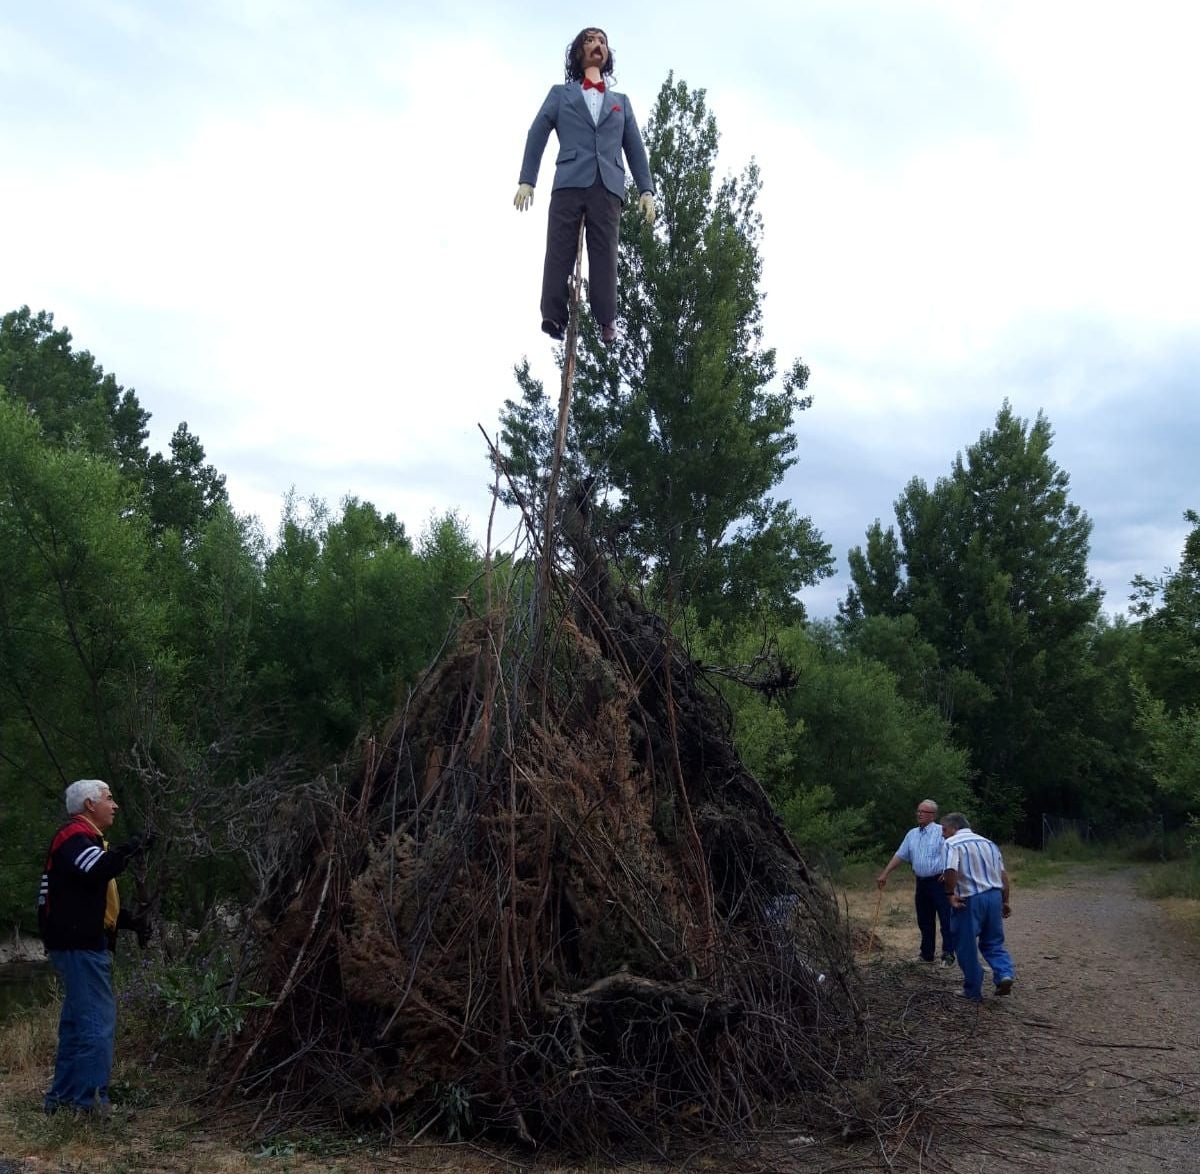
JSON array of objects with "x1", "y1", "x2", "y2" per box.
[{"x1": 220, "y1": 495, "x2": 875, "y2": 1155}]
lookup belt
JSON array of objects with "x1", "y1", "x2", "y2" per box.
[{"x1": 915, "y1": 873, "x2": 943, "y2": 880}]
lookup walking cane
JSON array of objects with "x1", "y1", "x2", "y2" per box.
[{"x1": 864, "y1": 885, "x2": 883, "y2": 966}]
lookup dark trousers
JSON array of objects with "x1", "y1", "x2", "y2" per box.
[
  {"x1": 541, "y1": 178, "x2": 622, "y2": 329},
  {"x1": 914, "y1": 875, "x2": 955, "y2": 960}
]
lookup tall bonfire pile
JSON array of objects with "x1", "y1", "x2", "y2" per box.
[{"x1": 225, "y1": 517, "x2": 869, "y2": 1152}]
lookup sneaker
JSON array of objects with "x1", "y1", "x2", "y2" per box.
[
  {"x1": 917, "y1": 956, "x2": 936, "y2": 964},
  {"x1": 600, "y1": 322, "x2": 618, "y2": 345},
  {"x1": 955, "y1": 991, "x2": 983, "y2": 1004},
  {"x1": 941, "y1": 954, "x2": 957, "y2": 967},
  {"x1": 995, "y1": 976, "x2": 1014, "y2": 996},
  {"x1": 541, "y1": 319, "x2": 565, "y2": 341}
]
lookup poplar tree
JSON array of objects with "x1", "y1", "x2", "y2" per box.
[{"x1": 847, "y1": 402, "x2": 1103, "y2": 837}]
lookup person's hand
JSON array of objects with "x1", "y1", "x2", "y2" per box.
[
  {"x1": 1002, "y1": 901, "x2": 1011, "y2": 919},
  {"x1": 131, "y1": 911, "x2": 154, "y2": 948},
  {"x1": 638, "y1": 191, "x2": 656, "y2": 225},
  {"x1": 514, "y1": 183, "x2": 534, "y2": 211},
  {"x1": 123, "y1": 833, "x2": 147, "y2": 858},
  {"x1": 875, "y1": 873, "x2": 888, "y2": 890}
]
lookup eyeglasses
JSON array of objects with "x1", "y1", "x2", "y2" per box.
[{"x1": 916, "y1": 808, "x2": 936, "y2": 814}]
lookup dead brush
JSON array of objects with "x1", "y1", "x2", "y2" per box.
[{"x1": 212, "y1": 492, "x2": 885, "y2": 1156}]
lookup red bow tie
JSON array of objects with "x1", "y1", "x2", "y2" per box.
[{"x1": 582, "y1": 78, "x2": 605, "y2": 93}]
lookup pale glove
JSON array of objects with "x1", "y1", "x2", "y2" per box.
[
  {"x1": 638, "y1": 191, "x2": 656, "y2": 225},
  {"x1": 514, "y1": 183, "x2": 535, "y2": 211}
]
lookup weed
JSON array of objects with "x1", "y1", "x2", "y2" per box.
[
  {"x1": 0, "y1": 995, "x2": 58, "y2": 1073},
  {"x1": 117, "y1": 954, "x2": 270, "y2": 1058},
  {"x1": 432, "y1": 1080, "x2": 474, "y2": 1141},
  {"x1": 1136, "y1": 857, "x2": 1200, "y2": 901}
]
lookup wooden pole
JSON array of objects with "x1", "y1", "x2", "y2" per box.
[{"x1": 536, "y1": 217, "x2": 587, "y2": 680}]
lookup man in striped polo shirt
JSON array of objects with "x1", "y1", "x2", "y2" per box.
[
  {"x1": 876, "y1": 799, "x2": 956, "y2": 966},
  {"x1": 940, "y1": 813, "x2": 1015, "y2": 1003}
]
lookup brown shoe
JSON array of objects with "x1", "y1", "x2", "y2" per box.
[{"x1": 995, "y1": 976, "x2": 1014, "y2": 996}]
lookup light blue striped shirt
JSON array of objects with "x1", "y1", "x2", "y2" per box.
[
  {"x1": 944, "y1": 830, "x2": 1006, "y2": 897},
  {"x1": 895, "y1": 823, "x2": 948, "y2": 878}
]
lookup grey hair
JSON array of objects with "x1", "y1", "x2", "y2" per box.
[
  {"x1": 64, "y1": 779, "x2": 109, "y2": 814},
  {"x1": 941, "y1": 812, "x2": 970, "y2": 832},
  {"x1": 919, "y1": 799, "x2": 939, "y2": 814}
]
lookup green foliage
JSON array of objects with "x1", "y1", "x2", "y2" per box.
[
  {"x1": 0, "y1": 306, "x2": 149, "y2": 478},
  {"x1": 1040, "y1": 827, "x2": 1094, "y2": 861},
  {"x1": 149, "y1": 963, "x2": 270, "y2": 1047},
  {"x1": 1136, "y1": 851, "x2": 1200, "y2": 901},
  {"x1": 144, "y1": 422, "x2": 228, "y2": 543},
  {"x1": 845, "y1": 402, "x2": 1113, "y2": 841},
  {"x1": 256, "y1": 497, "x2": 480, "y2": 754},
  {"x1": 841, "y1": 520, "x2": 905, "y2": 625},
  {"x1": 693, "y1": 617, "x2": 970, "y2": 862},
  {"x1": 1130, "y1": 509, "x2": 1200, "y2": 680},
  {"x1": 431, "y1": 1081, "x2": 474, "y2": 1142},
  {"x1": 0, "y1": 393, "x2": 165, "y2": 928},
  {"x1": 994, "y1": 843, "x2": 1071, "y2": 889},
  {"x1": 775, "y1": 784, "x2": 869, "y2": 873},
  {"x1": 1135, "y1": 683, "x2": 1200, "y2": 808},
  {"x1": 1, "y1": 307, "x2": 486, "y2": 937}
]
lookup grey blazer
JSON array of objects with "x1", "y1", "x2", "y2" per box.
[{"x1": 519, "y1": 83, "x2": 654, "y2": 203}]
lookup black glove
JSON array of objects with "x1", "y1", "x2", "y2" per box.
[{"x1": 117, "y1": 907, "x2": 154, "y2": 948}]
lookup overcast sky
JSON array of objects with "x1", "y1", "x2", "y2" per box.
[{"x1": 2, "y1": 1, "x2": 1196, "y2": 618}]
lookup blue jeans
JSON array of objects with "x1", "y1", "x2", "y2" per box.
[
  {"x1": 46, "y1": 949, "x2": 116, "y2": 1111},
  {"x1": 914, "y1": 875, "x2": 955, "y2": 960},
  {"x1": 950, "y1": 888, "x2": 1015, "y2": 1001}
]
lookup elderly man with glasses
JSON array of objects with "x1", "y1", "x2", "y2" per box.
[{"x1": 876, "y1": 800, "x2": 956, "y2": 966}]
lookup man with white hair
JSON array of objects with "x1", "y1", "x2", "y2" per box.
[
  {"x1": 876, "y1": 799, "x2": 956, "y2": 966},
  {"x1": 37, "y1": 779, "x2": 149, "y2": 1115}
]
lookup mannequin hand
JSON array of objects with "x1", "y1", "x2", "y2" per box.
[
  {"x1": 514, "y1": 183, "x2": 534, "y2": 212},
  {"x1": 638, "y1": 192, "x2": 656, "y2": 225}
]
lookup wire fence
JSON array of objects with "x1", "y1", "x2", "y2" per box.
[{"x1": 1041, "y1": 813, "x2": 1166, "y2": 860}]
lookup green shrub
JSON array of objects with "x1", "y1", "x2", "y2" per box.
[{"x1": 118, "y1": 951, "x2": 268, "y2": 1058}]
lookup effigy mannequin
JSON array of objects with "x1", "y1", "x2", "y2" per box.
[{"x1": 514, "y1": 27, "x2": 656, "y2": 344}]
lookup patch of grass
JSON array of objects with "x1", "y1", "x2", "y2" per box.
[
  {"x1": 1040, "y1": 827, "x2": 1096, "y2": 861},
  {"x1": 0, "y1": 994, "x2": 58, "y2": 1074},
  {"x1": 831, "y1": 855, "x2": 880, "y2": 891},
  {"x1": 1136, "y1": 856, "x2": 1200, "y2": 900},
  {"x1": 996, "y1": 844, "x2": 1071, "y2": 888}
]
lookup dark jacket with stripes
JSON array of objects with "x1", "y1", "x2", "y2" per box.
[{"x1": 38, "y1": 817, "x2": 134, "y2": 951}]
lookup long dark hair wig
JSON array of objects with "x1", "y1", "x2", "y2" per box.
[{"x1": 564, "y1": 27, "x2": 615, "y2": 83}]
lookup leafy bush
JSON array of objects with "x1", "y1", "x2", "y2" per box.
[{"x1": 118, "y1": 951, "x2": 267, "y2": 1057}]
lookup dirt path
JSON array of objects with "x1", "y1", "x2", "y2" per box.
[{"x1": 864, "y1": 864, "x2": 1200, "y2": 1172}]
